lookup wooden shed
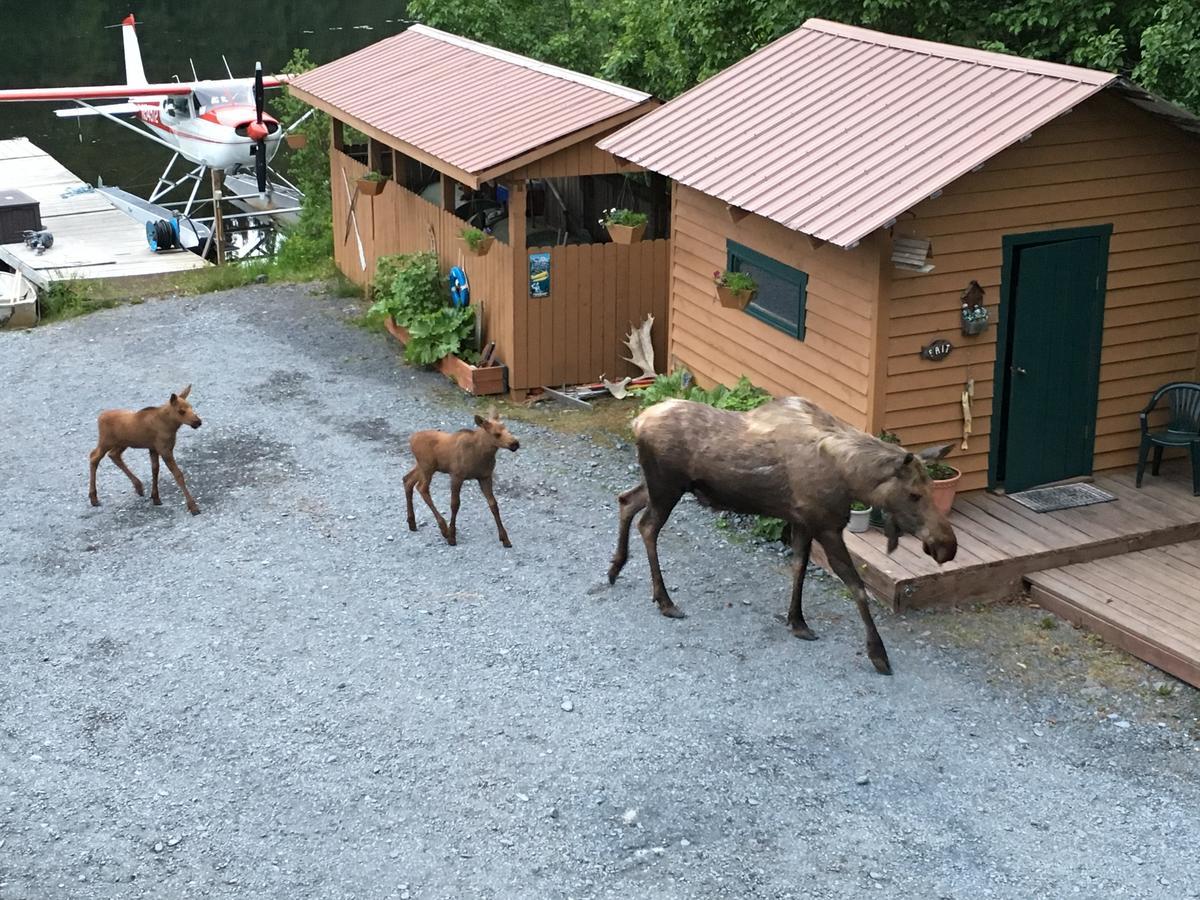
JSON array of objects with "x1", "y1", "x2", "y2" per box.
[
  {"x1": 289, "y1": 26, "x2": 671, "y2": 396},
  {"x1": 601, "y1": 19, "x2": 1200, "y2": 494}
]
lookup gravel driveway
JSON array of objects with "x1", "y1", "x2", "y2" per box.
[{"x1": 1, "y1": 284, "x2": 1198, "y2": 900}]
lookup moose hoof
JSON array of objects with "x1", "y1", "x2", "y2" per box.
[
  {"x1": 501, "y1": 539, "x2": 512, "y2": 548},
  {"x1": 445, "y1": 536, "x2": 457, "y2": 546},
  {"x1": 133, "y1": 484, "x2": 144, "y2": 497},
  {"x1": 407, "y1": 521, "x2": 417, "y2": 532},
  {"x1": 152, "y1": 496, "x2": 162, "y2": 506},
  {"x1": 188, "y1": 505, "x2": 201, "y2": 516},
  {"x1": 658, "y1": 603, "x2": 686, "y2": 619},
  {"x1": 89, "y1": 496, "x2": 100, "y2": 507},
  {"x1": 870, "y1": 654, "x2": 893, "y2": 676},
  {"x1": 790, "y1": 626, "x2": 819, "y2": 641}
]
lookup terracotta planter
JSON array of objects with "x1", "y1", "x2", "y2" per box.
[
  {"x1": 460, "y1": 234, "x2": 494, "y2": 257},
  {"x1": 383, "y1": 317, "x2": 506, "y2": 396},
  {"x1": 848, "y1": 508, "x2": 872, "y2": 533},
  {"x1": 357, "y1": 177, "x2": 386, "y2": 196},
  {"x1": 606, "y1": 222, "x2": 645, "y2": 244},
  {"x1": 716, "y1": 284, "x2": 755, "y2": 310},
  {"x1": 285, "y1": 133, "x2": 308, "y2": 150},
  {"x1": 929, "y1": 468, "x2": 962, "y2": 515}
]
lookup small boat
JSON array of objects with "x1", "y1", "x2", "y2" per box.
[
  {"x1": 0, "y1": 270, "x2": 38, "y2": 329},
  {"x1": 222, "y1": 172, "x2": 303, "y2": 227}
]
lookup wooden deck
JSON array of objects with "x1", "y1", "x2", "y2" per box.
[
  {"x1": 1027, "y1": 541, "x2": 1200, "y2": 688},
  {"x1": 0, "y1": 138, "x2": 207, "y2": 289},
  {"x1": 824, "y1": 461, "x2": 1200, "y2": 610}
]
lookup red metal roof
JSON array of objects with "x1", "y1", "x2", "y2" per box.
[
  {"x1": 290, "y1": 25, "x2": 652, "y2": 179},
  {"x1": 600, "y1": 19, "x2": 1120, "y2": 248}
]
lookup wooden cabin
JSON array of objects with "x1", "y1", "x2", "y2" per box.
[
  {"x1": 601, "y1": 19, "x2": 1200, "y2": 494},
  {"x1": 289, "y1": 26, "x2": 671, "y2": 396}
]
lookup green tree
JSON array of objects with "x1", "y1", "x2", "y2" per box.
[{"x1": 276, "y1": 49, "x2": 334, "y2": 277}]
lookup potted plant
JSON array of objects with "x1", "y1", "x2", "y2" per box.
[
  {"x1": 357, "y1": 170, "x2": 386, "y2": 196},
  {"x1": 872, "y1": 430, "x2": 903, "y2": 527},
  {"x1": 926, "y1": 459, "x2": 962, "y2": 515},
  {"x1": 714, "y1": 270, "x2": 758, "y2": 309},
  {"x1": 601, "y1": 208, "x2": 648, "y2": 244},
  {"x1": 285, "y1": 132, "x2": 308, "y2": 150},
  {"x1": 460, "y1": 226, "x2": 494, "y2": 257},
  {"x1": 848, "y1": 501, "x2": 872, "y2": 533}
]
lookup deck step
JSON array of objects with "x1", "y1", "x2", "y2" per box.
[{"x1": 1026, "y1": 540, "x2": 1200, "y2": 689}]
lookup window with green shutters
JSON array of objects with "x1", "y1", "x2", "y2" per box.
[{"x1": 726, "y1": 241, "x2": 808, "y2": 339}]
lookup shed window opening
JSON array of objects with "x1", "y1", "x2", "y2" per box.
[{"x1": 728, "y1": 241, "x2": 808, "y2": 339}]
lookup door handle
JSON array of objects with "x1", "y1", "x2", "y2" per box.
[{"x1": 1012, "y1": 366, "x2": 1027, "y2": 375}]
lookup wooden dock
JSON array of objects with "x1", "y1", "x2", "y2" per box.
[
  {"x1": 0, "y1": 138, "x2": 206, "y2": 288},
  {"x1": 817, "y1": 460, "x2": 1200, "y2": 687}
]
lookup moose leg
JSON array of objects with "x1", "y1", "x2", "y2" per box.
[
  {"x1": 163, "y1": 450, "x2": 200, "y2": 516},
  {"x1": 818, "y1": 531, "x2": 890, "y2": 675},
  {"x1": 149, "y1": 450, "x2": 162, "y2": 505},
  {"x1": 479, "y1": 476, "x2": 511, "y2": 548},
  {"x1": 403, "y1": 468, "x2": 419, "y2": 531},
  {"x1": 416, "y1": 477, "x2": 452, "y2": 544},
  {"x1": 87, "y1": 444, "x2": 107, "y2": 507},
  {"x1": 107, "y1": 448, "x2": 144, "y2": 496},
  {"x1": 608, "y1": 483, "x2": 648, "y2": 584},
  {"x1": 637, "y1": 486, "x2": 684, "y2": 618},
  {"x1": 786, "y1": 526, "x2": 818, "y2": 640},
  {"x1": 448, "y1": 476, "x2": 463, "y2": 545}
]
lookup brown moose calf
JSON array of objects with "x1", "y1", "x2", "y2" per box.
[
  {"x1": 404, "y1": 407, "x2": 519, "y2": 546},
  {"x1": 88, "y1": 385, "x2": 203, "y2": 515}
]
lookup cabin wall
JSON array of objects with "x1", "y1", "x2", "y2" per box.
[
  {"x1": 668, "y1": 184, "x2": 883, "y2": 428},
  {"x1": 884, "y1": 92, "x2": 1200, "y2": 491}
]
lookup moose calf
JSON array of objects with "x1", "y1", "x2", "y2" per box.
[
  {"x1": 88, "y1": 385, "x2": 203, "y2": 515},
  {"x1": 404, "y1": 407, "x2": 519, "y2": 546}
]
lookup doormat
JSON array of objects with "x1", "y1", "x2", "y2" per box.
[{"x1": 1008, "y1": 483, "x2": 1117, "y2": 513}]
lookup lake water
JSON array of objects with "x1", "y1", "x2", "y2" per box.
[{"x1": 0, "y1": 2, "x2": 408, "y2": 192}]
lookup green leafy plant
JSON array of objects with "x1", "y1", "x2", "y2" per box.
[
  {"x1": 403, "y1": 305, "x2": 477, "y2": 366},
  {"x1": 601, "y1": 207, "x2": 648, "y2": 228},
  {"x1": 926, "y1": 460, "x2": 960, "y2": 481},
  {"x1": 715, "y1": 270, "x2": 757, "y2": 293},
  {"x1": 460, "y1": 226, "x2": 492, "y2": 250},
  {"x1": 751, "y1": 516, "x2": 787, "y2": 542},
  {"x1": 367, "y1": 251, "x2": 476, "y2": 365},
  {"x1": 879, "y1": 429, "x2": 902, "y2": 445},
  {"x1": 361, "y1": 170, "x2": 385, "y2": 183},
  {"x1": 850, "y1": 500, "x2": 870, "y2": 512}
]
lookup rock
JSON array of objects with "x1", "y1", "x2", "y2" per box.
[
  {"x1": 622, "y1": 808, "x2": 638, "y2": 826},
  {"x1": 856, "y1": 775, "x2": 870, "y2": 786},
  {"x1": 167, "y1": 836, "x2": 181, "y2": 847},
  {"x1": 153, "y1": 841, "x2": 164, "y2": 853},
  {"x1": 1113, "y1": 720, "x2": 1131, "y2": 729},
  {"x1": 548, "y1": 807, "x2": 560, "y2": 819},
  {"x1": 680, "y1": 838, "x2": 691, "y2": 847},
  {"x1": 561, "y1": 699, "x2": 574, "y2": 712},
  {"x1": 254, "y1": 274, "x2": 268, "y2": 284},
  {"x1": 869, "y1": 871, "x2": 884, "y2": 881}
]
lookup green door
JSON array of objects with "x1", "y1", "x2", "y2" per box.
[{"x1": 993, "y1": 226, "x2": 1111, "y2": 492}]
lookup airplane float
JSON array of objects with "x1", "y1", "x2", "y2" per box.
[{"x1": 0, "y1": 15, "x2": 306, "y2": 220}]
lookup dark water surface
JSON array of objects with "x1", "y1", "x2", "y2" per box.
[{"x1": 0, "y1": 2, "x2": 407, "y2": 191}]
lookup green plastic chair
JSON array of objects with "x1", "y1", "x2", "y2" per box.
[{"x1": 1135, "y1": 382, "x2": 1200, "y2": 496}]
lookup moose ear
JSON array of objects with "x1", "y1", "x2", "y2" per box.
[
  {"x1": 474, "y1": 414, "x2": 486, "y2": 426},
  {"x1": 179, "y1": 384, "x2": 192, "y2": 399},
  {"x1": 917, "y1": 443, "x2": 953, "y2": 462},
  {"x1": 169, "y1": 393, "x2": 179, "y2": 407},
  {"x1": 894, "y1": 451, "x2": 914, "y2": 476},
  {"x1": 486, "y1": 404, "x2": 498, "y2": 421}
]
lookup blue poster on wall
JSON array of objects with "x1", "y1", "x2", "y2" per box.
[{"x1": 529, "y1": 251, "x2": 550, "y2": 298}]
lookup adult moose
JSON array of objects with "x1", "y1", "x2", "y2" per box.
[{"x1": 607, "y1": 397, "x2": 958, "y2": 675}]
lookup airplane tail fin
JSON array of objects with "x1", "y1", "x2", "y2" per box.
[{"x1": 121, "y1": 14, "x2": 148, "y2": 87}]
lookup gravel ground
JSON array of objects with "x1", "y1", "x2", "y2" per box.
[{"x1": 1, "y1": 284, "x2": 1199, "y2": 900}]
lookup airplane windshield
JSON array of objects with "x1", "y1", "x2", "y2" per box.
[{"x1": 193, "y1": 84, "x2": 254, "y2": 109}]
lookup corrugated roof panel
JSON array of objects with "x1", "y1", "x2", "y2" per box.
[
  {"x1": 292, "y1": 25, "x2": 651, "y2": 176},
  {"x1": 600, "y1": 19, "x2": 1117, "y2": 247}
]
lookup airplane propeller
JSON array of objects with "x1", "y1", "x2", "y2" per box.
[{"x1": 247, "y1": 61, "x2": 269, "y2": 194}]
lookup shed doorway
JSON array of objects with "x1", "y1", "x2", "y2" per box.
[{"x1": 991, "y1": 225, "x2": 1112, "y2": 492}]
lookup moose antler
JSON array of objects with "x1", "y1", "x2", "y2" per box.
[
  {"x1": 622, "y1": 315, "x2": 656, "y2": 379},
  {"x1": 601, "y1": 375, "x2": 633, "y2": 399}
]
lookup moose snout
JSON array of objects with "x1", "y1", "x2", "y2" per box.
[
  {"x1": 508, "y1": 440, "x2": 520, "y2": 451},
  {"x1": 923, "y1": 536, "x2": 957, "y2": 564},
  {"x1": 191, "y1": 418, "x2": 202, "y2": 429}
]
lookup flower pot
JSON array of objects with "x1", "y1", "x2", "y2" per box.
[
  {"x1": 716, "y1": 284, "x2": 755, "y2": 310},
  {"x1": 961, "y1": 316, "x2": 987, "y2": 336},
  {"x1": 929, "y1": 468, "x2": 962, "y2": 515},
  {"x1": 848, "y1": 508, "x2": 872, "y2": 533},
  {"x1": 357, "y1": 177, "x2": 385, "y2": 196},
  {"x1": 460, "y1": 234, "x2": 494, "y2": 257},
  {"x1": 606, "y1": 222, "x2": 645, "y2": 244},
  {"x1": 285, "y1": 133, "x2": 308, "y2": 150}
]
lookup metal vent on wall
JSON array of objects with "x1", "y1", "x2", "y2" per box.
[{"x1": 892, "y1": 236, "x2": 934, "y2": 273}]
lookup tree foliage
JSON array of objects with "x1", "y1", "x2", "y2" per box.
[{"x1": 407, "y1": 0, "x2": 1199, "y2": 112}]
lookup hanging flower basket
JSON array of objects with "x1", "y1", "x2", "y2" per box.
[
  {"x1": 285, "y1": 133, "x2": 308, "y2": 150},
  {"x1": 601, "y1": 208, "x2": 648, "y2": 244},
  {"x1": 714, "y1": 270, "x2": 758, "y2": 309},
  {"x1": 357, "y1": 173, "x2": 386, "y2": 196},
  {"x1": 460, "y1": 227, "x2": 494, "y2": 257}
]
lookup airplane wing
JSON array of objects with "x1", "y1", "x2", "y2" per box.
[
  {"x1": 0, "y1": 75, "x2": 289, "y2": 103},
  {"x1": 54, "y1": 103, "x2": 141, "y2": 118}
]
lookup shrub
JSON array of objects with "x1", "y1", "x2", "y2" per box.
[{"x1": 367, "y1": 251, "x2": 475, "y2": 365}]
